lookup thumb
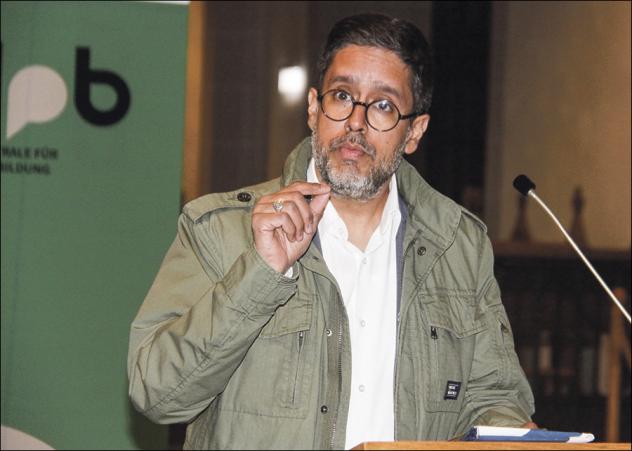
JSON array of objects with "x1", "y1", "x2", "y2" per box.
[{"x1": 310, "y1": 191, "x2": 330, "y2": 219}]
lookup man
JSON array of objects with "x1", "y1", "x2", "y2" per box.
[{"x1": 128, "y1": 13, "x2": 535, "y2": 450}]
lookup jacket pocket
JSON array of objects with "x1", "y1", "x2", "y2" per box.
[
  {"x1": 421, "y1": 292, "x2": 485, "y2": 413},
  {"x1": 220, "y1": 293, "x2": 315, "y2": 419},
  {"x1": 260, "y1": 293, "x2": 315, "y2": 408},
  {"x1": 275, "y1": 328, "x2": 312, "y2": 409}
]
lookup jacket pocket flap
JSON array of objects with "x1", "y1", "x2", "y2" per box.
[
  {"x1": 260, "y1": 293, "x2": 313, "y2": 338},
  {"x1": 422, "y1": 290, "x2": 486, "y2": 338}
]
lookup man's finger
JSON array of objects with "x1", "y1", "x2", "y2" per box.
[
  {"x1": 308, "y1": 191, "x2": 330, "y2": 226},
  {"x1": 275, "y1": 200, "x2": 305, "y2": 241},
  {"x1": 254, "y1": 212, "x2": 296, "y2": 238},
  {"x1": 281, "y1": 181, "x2": 331, "y2": 197}
]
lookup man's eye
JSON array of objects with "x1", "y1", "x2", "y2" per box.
[
  {"x1": 375, "y1": 100, "x2": 394, "y2": 113},
  {"x1": 334, "y1": 90, "x2": 351, "y2": 101}
]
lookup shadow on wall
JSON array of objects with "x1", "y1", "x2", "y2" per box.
[{"x1": 127, "y1": 392, "x2": 171, "y2": 450}]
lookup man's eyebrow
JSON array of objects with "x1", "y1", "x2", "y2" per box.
[
  {"x1": 327, "y1": 75, "x2": 357, "y2": 86},
  {"x1": 371, "y1": 81, "x2": 404, "y2": 102},
  {"x1": 327, "y1": 75, "x2": 404, "y2": 101}
]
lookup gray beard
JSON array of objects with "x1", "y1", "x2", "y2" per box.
[{"x1": 311, "y1": 129, "x2": 407, "y2": 201}]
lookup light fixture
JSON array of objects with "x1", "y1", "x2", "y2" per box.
[{"x1": 278, "y1": 66, "x2": 306, "y2": 105}]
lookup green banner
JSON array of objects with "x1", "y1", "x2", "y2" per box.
[{"x1": 1, "y1": 1, "x2": 188, "y2": 448}]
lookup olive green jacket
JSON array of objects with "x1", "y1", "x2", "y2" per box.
[{"x1": 128, "y1": 138, "x2": 534, "y2": 450}]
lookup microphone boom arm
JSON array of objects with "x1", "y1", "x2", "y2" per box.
[{"x1": 527, "y1": 189, "x2": 631, "y2": 324}]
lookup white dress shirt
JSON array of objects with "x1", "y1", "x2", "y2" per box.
[{"x1": 307, "y1": 159, "x2": 401, "y2": 449}]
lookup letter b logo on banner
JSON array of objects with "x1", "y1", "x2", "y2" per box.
[
  {"x1": 5, "y1": 46, "x2": 131, "y2": 139},
  {"x1": 75, "y1": 47, "x2": 130, "y2": 126}
]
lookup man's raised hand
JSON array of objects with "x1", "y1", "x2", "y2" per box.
[{"x1": 252, "y1": 182, "x2": 330, "y2": 274}]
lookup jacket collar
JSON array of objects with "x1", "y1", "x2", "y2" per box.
[{"x1": 281, "y1": 137, "x2": 463, "y2": 253}]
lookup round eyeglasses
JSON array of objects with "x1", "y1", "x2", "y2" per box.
[{"x1": 317, "y1": 89, "x2": 421, "y2": 132}]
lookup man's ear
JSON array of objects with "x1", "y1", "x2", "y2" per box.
[
  {"x1": 404, "y1": 114, "x2": 430, "y2": 155},
  {"x1": 307, "y1": 88, "x2": 319, "y2": 131}
]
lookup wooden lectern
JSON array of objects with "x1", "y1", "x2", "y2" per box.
[{"x1": 352, "y1": 441, "x2": 632, "y2": 450}]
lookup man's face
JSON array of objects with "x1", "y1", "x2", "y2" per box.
[{"x1": 307, "y1": 45, "x2": 430, "y2": 200}]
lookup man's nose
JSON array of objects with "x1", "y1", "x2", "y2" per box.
[{"x1": 345, "y1": 103, "x2": 368, "y2": 133}]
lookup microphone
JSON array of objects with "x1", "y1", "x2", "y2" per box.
[
  {"x1": 513, "y1": 174, "x2": 536, "y2": 196},
  {"x1": 512, "y1": 174, "x2": 631, "y2": 324}
]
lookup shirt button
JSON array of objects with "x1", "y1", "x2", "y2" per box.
[
  {"x1": 325, "y1": 328, "x2": 333, "y2": 337},
  {"x1": 361, "y1": 257, "x2": 367, "y2": 264},
  {"x1": 360, "y1": 320, "x2": 366, "y2": 327},
  {"x1": 320, "y1": 405, "x2": 328, "y2": 413},
  {"x1": 237, "y1": 192, "x2": 252, "y2": 202},
  {"x1": 359, "y1": 385, "x2": 365, "y2": 392},
  {"x1": 417, "y1": 246, "x2": 427, "y2": 256}
]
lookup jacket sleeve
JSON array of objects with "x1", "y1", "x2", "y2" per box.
[
  {"x1": 455, "y1": 233, "x2": 535, "y2": 435},
  {"x1": 127, "y1": 212, "x2": 298, "y2": 424}
]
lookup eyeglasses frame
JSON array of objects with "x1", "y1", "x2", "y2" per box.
[{"x1": 316, "y1": 89, "x2": 422, "y2": 132}]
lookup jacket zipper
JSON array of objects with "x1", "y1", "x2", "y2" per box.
[
  {"x1": 292, "y1": 331, "x2": 305, "y2": 404},
  {"x1": 330, "y1": 306, "x2": 343, "y2": 449},
  {"x1": 393, "y1": 237, "x2": 417, "y2": 442},
  {"x1": 431, "y1": 326, "x2": 439, "y2": 400}
]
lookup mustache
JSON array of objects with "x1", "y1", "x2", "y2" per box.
[{"x1": 328, "y1": 133, "x2": 376, "y2": 159}]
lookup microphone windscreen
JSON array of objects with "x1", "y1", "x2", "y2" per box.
[{"x1": 513, "y1": 174, "x2": 536, "y2": 195}]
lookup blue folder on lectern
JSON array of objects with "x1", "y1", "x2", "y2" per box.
[{"x1": 462, "y1": 426, "x2": 595, "y2": 443}]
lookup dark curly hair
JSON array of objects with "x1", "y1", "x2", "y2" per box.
[{"x1": 317, "y1": 13, "x2": 434, "y2": 114}]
